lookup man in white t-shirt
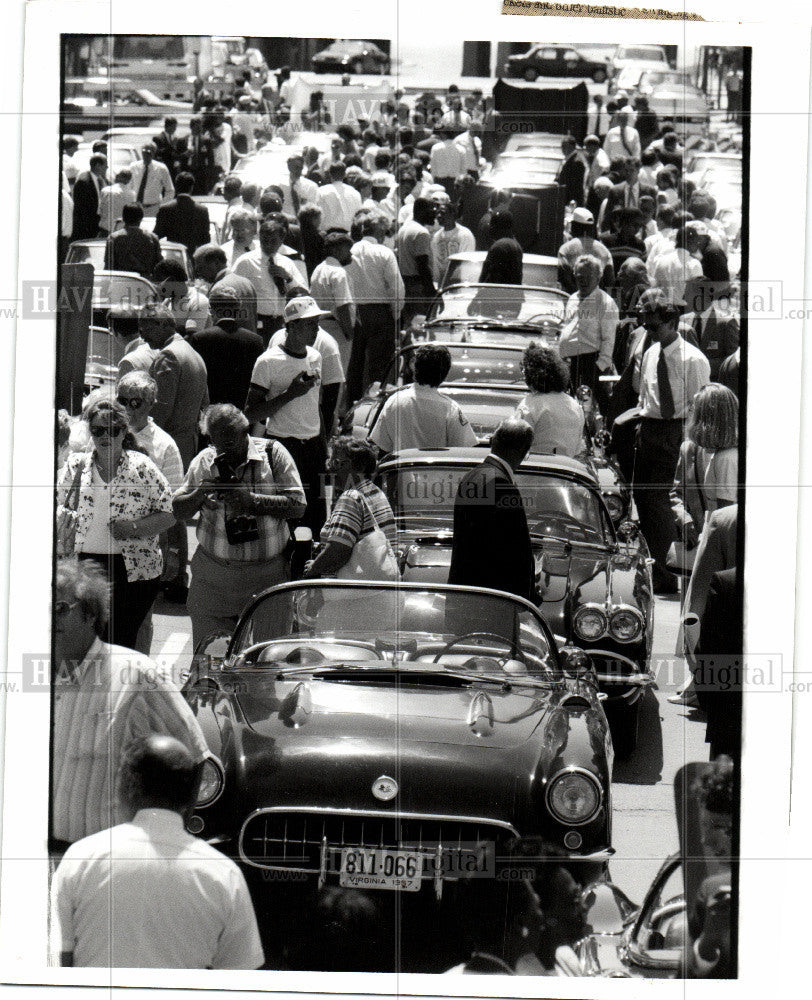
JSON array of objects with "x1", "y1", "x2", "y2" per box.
[
  {"x1": 430, "y1": 192, "x2": 475, "y2": 284},
  {"x1": 316, "y1": 161, "x2": 363, "y2": 233},
  {"x1": 370, "y1": 343, "x2": 478, "y2": 455},
  {"x1": 309, "y1": 231, "x2": 356, "y2": 376},
  {"x1": 51, "y1": 734, "x2": 264, "y2": 969},
  {"x1": 245, "y1": 296, "x2": 333, "y2": 535}
]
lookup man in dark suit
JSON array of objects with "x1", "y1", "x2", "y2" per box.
[
  {"x1": 555, "y1": 136, "x2": 586, "y2": 207},
  {"x1": 600, "y1": 158, "x2": 656, "y2": 226},
  {"x1": 153, "y1": 171, "x2": 211, "y2": 255},
  {"x1": 71, "y1": 153, "x2": 108, "y2": 240},
  {"x1": 448, "y1": 418, "x2": 538, "y2": 604},
  {"x1": 695, "y1": 567, "x2": 742, "y2": 760},
  {"x1": 153, "y1": 116, "x2": 186, "y2": 181},
  {"x1": 679, "y1": 289, "x2": 740, "y2": 380},
  {"x1": 188, "y1": 288, "x2": 263, "y2": 409}
]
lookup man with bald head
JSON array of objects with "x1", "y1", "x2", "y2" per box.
[
  {"x1": 51, "y1": 735, "x2": 264, "y2": 969},
  {"x1": 194, "y1": 243, "x2": 258, "y2": 333}
]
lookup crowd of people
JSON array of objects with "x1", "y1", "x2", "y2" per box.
[{"x1": 53, "y1": 73, "x2": 742, "y2": 974}]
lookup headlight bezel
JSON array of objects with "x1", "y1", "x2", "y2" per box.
[
  {"x1": 608, "y1": 605, "x2": 645, "y2": 643},
  {"x1": 196, "y1": 756, "x2": 225, "y2": 808},
  {"x1": 603, "y1": 492, "x2": 625, "y2": 522},
  {"x1": 545, "y1": 767, "x2": 603, "y2": 827},
  {"x1": 573, "y1": 604, "x2": 609, "y2": 642}
]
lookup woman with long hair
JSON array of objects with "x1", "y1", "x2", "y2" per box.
[
  {"x1": 56, "y1": 393, "x2": 175, "y2": 649},
  {"x1": 514, "y1": 343, "x2": 585, "y2": 457}
]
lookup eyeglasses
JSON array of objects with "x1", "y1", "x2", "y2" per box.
[
  {"x1": 89, "y1": 424, "x2": 125, "y2": 438},
  {"x1": 54, "y1": 600, "x2": 79, "y2": 617},
  {"x1": 117, "y1": 396, "x2": 145, "y2": 409}
]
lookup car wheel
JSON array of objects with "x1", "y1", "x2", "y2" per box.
[
  {"x1": 593, "y1": 68, "x2": 607, "y2": 83},
  {"x1": 523, "y1": 67, "x2": 539, "y2": 82},
  {"x1": 352, "y1": 60, "x2": 365, "y2": 75},
  {"x1": 604, "y1": 697, "x2": 640, "y2": 758}
]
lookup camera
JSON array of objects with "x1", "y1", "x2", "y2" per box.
[{"x1": 213, "y1": 454, "x2": 261, "y2": 547}]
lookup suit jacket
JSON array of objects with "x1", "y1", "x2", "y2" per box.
[
  {"x1": 149, "y1": 334, "x2": 210, "y2": 468},
  {"x1": 670, "y1": 440, "x2": 708, "y2": 535},
  {"x1": 686, "y1": 505, "x2": 737, "y2": 619},
  {"x1": 209, "y1": 269, "x2": 258, "y2": 333},
  {"x1": 154, "y1": 131, "x2": 186, "y2": 178},
  {"x1": 602, "y1": 181, "x2": 657, "y2": 221},
  {"x1": 556, "y1": 153, "x2": 586, "y2": 207},
  {"x1": 188, "y1": 324, "x2": 263, "y2": 409},
  {"x1": 695, "y1": 567, "x2": 742, "y2": 756},
  {"x1": 679, "y1": 307, "x2": 739, "y2": 380},
  {"x1": 71, "y1": 171, "x2": 101, "y2": 239},
  {"x1": 153, "y1": 194, "x2": 211, "y2": 254},
  {"x1": 448, "y1": 455, "x2": 536, "y2": 603}
]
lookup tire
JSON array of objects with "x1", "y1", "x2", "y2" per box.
[
  {"x1": 604, "y1": 697, "x2": 640, "y2": 759},
  {"x1": 523, "y1": 67, "x2": 539, "y2": 82},
  {"x1": 592, "y1": 68, "x2": 607, "y2": 83}
]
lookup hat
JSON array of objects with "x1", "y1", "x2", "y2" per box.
[
  {"x1": 584, "y1": 134, "x2": 600, "y2": 146},
  {"x1": 371, "y1": 171, "x2": 392, "y2": 188},
  {"x1": 686, "y1": 220, "x2": 710, "y2": 238},
  {"x1": 571, "y1": 207, "x2": 595, "y2": 226},
  {"x1": 283, "y1": 295, "x2": 331, "y2": 323},
  {"x1": 620, "y1": 105, "x2": 635, "y2": 116}
]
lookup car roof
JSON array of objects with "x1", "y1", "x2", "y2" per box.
[{"x1": 381, "y1": 447, "x2": 596, "y2": 480}]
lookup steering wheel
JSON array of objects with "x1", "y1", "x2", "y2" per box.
[
  {"x1": 523, "y1": 311, "x2": 564, "y2": 328},
  {"x1": 431, "y1": 631, "x2": 522, "y2": 664}
]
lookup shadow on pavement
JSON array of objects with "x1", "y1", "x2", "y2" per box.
[{"x1": 612, "y1": 688, "x2": 664, "y2": 785}]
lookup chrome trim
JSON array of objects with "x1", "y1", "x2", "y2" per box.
[
  {"x1": 195, "y1": 755, "x2": 225, "y2": 808},
  {"x1": 569, "y1": 847, "x2": 615, "y2": 862},
  {"x1": 573, "y1": 603, "x2": 609, "y2": 642},
  {"x1": 545, "y1": 766, "x2": 603, "y2": 827},
  {"x1": 608, "y1": 605, "x2": 645, "y2": 643}
]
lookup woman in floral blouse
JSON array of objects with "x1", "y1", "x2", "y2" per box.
[{"x1": 56, "y1": 395, "x2": 175, "y2": 649}]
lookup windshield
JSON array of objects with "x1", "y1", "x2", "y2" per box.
[
  {"x1": 427, "y1": 285, "x2": 566, "y2": 330},
  {"x1": 392, "y1": 344, "x2": 525, "y2": 385},
  {"x1": 617, "y1": 46, "x2": 666, "y2": 62},
  {"x1": 230, "y1": 584, "x2": 558, "y2": 681},
  {"x1": 642, "y1": 71, "x2": 690, "y2": 87},
  {"x1": 383, "y1": 466, "x2": 606, "y2": 544}
]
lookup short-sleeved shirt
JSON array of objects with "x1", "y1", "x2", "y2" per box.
[
  {"x1": 233, "y1": 249, "x2": 305, "y2": 317},
  {"x1": 557, "y1": 237, "x2": 613, "y2": 276},
  {"x1": 370, "y1": 384, "x2": 479, "y2": 454},
  {"x1": 704, "y1": 447, "x2": 738, "y2": 513},
  {"x1": 133, "y1": 417, "x2": 184, "y2": 491},
  {"x1": 250, "y1": 342, "x2": 323, "y2": 439},
  {"x1": 396, "y1": 220, "x2": 432, "y2": 279},
  {"x1": 515, "y1": 391, "x2": 585, "y2": 457},
  {"x1": 268, "y1": 328, "x2": 344, "y2": 386},
  {"x1": 179, "y1": 436, "x2": 305, "y2": 562},
  {"x1": 51, "y1": 808, "x2": 263, "y2": 969},
  {"x1": 310, "y1": 256, "x2": 356, "y2": 324},
  {"x1": 321, "y1": 479, "x2": 397, "y2": 550},
  {"x1": 431, "y1": 224, "x2": 475, "y2": 283}
]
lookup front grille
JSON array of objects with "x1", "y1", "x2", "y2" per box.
[{"x1": 239, "y1": 808, "x2": 517, "y2": 875}]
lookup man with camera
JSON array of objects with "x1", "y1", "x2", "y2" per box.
[{"x1": 173, "y1": 404, "x2": 306, "y2": 648}]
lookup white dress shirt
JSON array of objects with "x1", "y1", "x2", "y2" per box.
[
  {"x1": 429, "y1": 139, "x2": 466, "y2": 179},
  {"x1": 233, "y1": 248, "x2": 306, "y2": 316},
  {"x1": 559, "y1": 287, "x2": 619, "y2": 372},
  {"x1": 316, "y1": 181, "x2": 363, "y2": 232},
  {"x1": 603, "y1": 126, "x2": 641, "y2": 162},
  {"x1": 639, "y1": 335, "x2": 711, "y2": 419},
  {"x1": 347, "y1": 236, "x2": 404, "y2": 309},
  {"x1": 280, "y1": 175, "x2": 319, "y2": 216},
  {"x1": 310, "y1": 256, "x2": 356, "y2": 324},
  {"x1": 128, "y1": 159, "x2": 175, "y2": 207},
  {"x1": 98, "y1": 182, "x2": 136, "y2": 232},
  {"x1": 222, "y1": 236, "x2": 260, "y2": 268},
  {"x1": 651, "y1": 248, "x2": 703, "y2": 306}
]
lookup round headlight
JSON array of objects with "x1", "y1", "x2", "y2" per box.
[
  {"x1": 573, "y1": 606, "x2": 608, "y2": 641},
  {"x1": 609, "y1": 607, "x2": 644, "y2": 643},
  {"x1": 603, "y1": 493, "x2": 624, "y2": 521},
  {"x1": 196, "y1": 757, "x2": 224, "y2": 807},
  {"x1": 546, "y1": 769, "x2": 602, "y2": 826}
]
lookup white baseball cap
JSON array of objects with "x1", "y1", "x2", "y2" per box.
[{"x1": 284, "y1": 295, "x2": 331, "y2": 323}]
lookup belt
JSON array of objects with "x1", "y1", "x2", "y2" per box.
[{"x1": 198, "y1": 548, "x2": 285, "y2": 569}]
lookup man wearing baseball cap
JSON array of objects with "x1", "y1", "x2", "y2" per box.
[
  {"x1": 558, "y1": 207, "x2": 613, "y2": 294},
  {"x1": 245, "y1": 295, "x2": 333, "y2": 536}
]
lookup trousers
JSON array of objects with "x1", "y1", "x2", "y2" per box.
[
  {"x1": 346, "y1": 304, "x2": 397, "y2": 405},
  {"x1": 632, "y1": 417, "x2": 684, "y2": 584},
  {"x1": 78, "y1": 553, "x2": 160, "y2": 650},
  {"x1": 267, "y1": 434, "x2": 327, "y2": 539}
]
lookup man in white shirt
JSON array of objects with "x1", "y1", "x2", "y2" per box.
[
  {"x1": 429, "y1": 129, "x2": 467, "y2": 195},
  {"x1": 129, "y1": 143, "x2": 175, "y2": 209},
  {"x1": 634, "y1": 288, "x2": 710, "y2": 593},
  {"x1": 51, "y1": 734, "x2": 264, "y2": 969},
  {"x1": 221, "y1": 208, "x2": 259, "y2": 267},
  {"x1": 431, "y1": 192, "x2": 475, "y2": 284},
  {"x1": 650, "y1": 224, "x2": 704, "y2": 307},
  {"x1": 280, "y1": 154, "x2": 319, "y2": 216},
  {"x1": 310, "y1": 231, "x2": 356, "y2": 375},
  {"x1": 98, "y1": 169, "x2": 135, "y2": 235},
  {"x1": 370, "y1": 344, "x2": 478, "y2": 455},
  {"x1": 221, "y1": 174, "x2": 245, "y2": 241},
  {"x1": 583, "y1": 135, "x2": 610, "y2": 200},
  {"x1": 558, "y1": 254, "x2": 619, "y2": 411},
  {"x1": 346, "y1": 208, "x2": 405, "y2": 404},
  {"x1": 234, "y1": 217, "x2": 306, "y2": 344},
  {"x1": 245, "y1": 296, "x2": 334, "y2": 535},
  {"x1": 603, "y1": 107, "x2": 641, "y2": 162},
  {"x1": 316, "y1": 161, "x2": 363, "y2": 233}
]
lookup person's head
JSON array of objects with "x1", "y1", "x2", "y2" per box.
[
  {"x1": 521, "y1": 343, "x2": 570, "y2": 395},
  {"x1": 172, "y1": 170, "x2": 194, "y2": 196},
  {"x1": 121, "y1": 202, "x2": 144, "y2": 227},
  {"x1": 374, "y1": 148, "x2": 391, "y2": 171},
  {"x1": 480, "y1": 237, "x2": 523, "y2": 285},
  {"x1": 641, "y1": 147, "x2": 658, "y2": 169},
  {"x1": 240, "y1": 181, "x2": 260, "y2": 209},
  {"x1": 116, "y1": 370, "x2": 157, "y2": 431},
  {"x1": 411, "y1": 196, "x2": 436, "y2": 228},
  {"x1": 561, "y1": 135, "x2": 577, "y2": 157},
  {"x1": 614, "y1": 206, "x2": 644, "y2": 239},
  {"x1": 192, "y1": 243, "x2": 227, "y2": 283},
  {"x1": 89, "y1": 153, "x2": 108, "y2": 178},
  {"x1": 663, "y1": 131, "x2": 679, "y2": 151},
  {"x1": 57, "y1": 409, "x2": 73, "y2": 450},
  {"x1": 675, "y1": 222, "x2": 701, "y2": 255},
  {"x1": 569, "y1": 206, "x2": 595, "y2": 238},
  {"x1": 488, "y1": 208, "x2": 515, "y2": 241},
  {"x1": 203, "y1": 403, "x2": 251, "y2": 466},
  {"x1": 624, "y1": 157, "x2": 640, "y2": 185},
  {"x1": 209, "y1": 286, "x2": 242, "y2": 326},
  {"x1": 83, "y1": 394, "x2": 134, "y2": 462},
  {"x1": 370, "y1": 171, "x2": 391, "y2": 200},
  {"x1": 491, "y1": 418, "x2": 533, "y2": 471},
  {"x1": 259, "y1": 188, "x2": 283, "y2": 217},
  {"x1": 412, "y1": 343, "x2": 452, "y2": 387},
  {"x1": 63, "y1": 136, "x2": 79, "y2": 155},
  {"x1": 117, "y1": 735, "x2": 204, "y2": 820},
  {"x1": 328, "y1": 161, "x2": 347, "y2": 184},
  {"x1": 163, "y1": 116, "x2": 177, "y2": 134},
  {"x1": 328, "y1": 435, "x2": 378, "y2": 491},
  {"x1": 114, "y1": 168, "x2": 132, "y2": 187},
  {"x1": 583, "y1": 134, "x2": 600, "y2": 161},
  {"x1": 638, "y1": 194, "x2": 656, "y2": 225},
  {"x1": 140, "y1": 142, "x2": 156, "y2": 164},
  {"x1": 356, "y1": 207, "x2": 387, "y2": 241},
  {"x1": 656, "y1": 204, "x2": 676, "y2": 231},
  {"x1": 283, "y1": 295, "x2": 328, "y2": 349},
  {"x1": 228, "y1": 208, "x2": 258, "y2": 248},
  {"x1": 689, "y1": 383, "x2": 739, "y2": 450},
  {"x1": 92, "y1": 140, "x2": 108, "y2": 156},
  {"x1": 431, "y1": 190, "x2": 454, "y2": 227},
  {"x1": 298, "y1": 202, "x2": 323, "y2": 233},
  {"x1": 323, "y1": 230, "x2": 353, "y2": 266},
  {"x1": 258, "y1": 217, "x2": 286, "y2": 257},
  {"x1": 574, "y1": 254, "x2": 602, "y2": 297},
  {"x1": 222, "y1": 173, "x2": 242, "y2": 203},
  {"x1": 152, "y1": 258, "x2": 188, "y2": 303},
  {"x1": 694, "y1": 755, "x2": 735, "y2": 860},
  {"x1": 138, "y1": 301, "x2": 177, "y2": 348},
  {"x1": 688, "y1": 190, "x2": 715, "y2": 222},
  {"x1": 396, "y1": 168, "x2": 416, "y2": 197},
  {"x1": 617, "y1": 255, "x2": 650, "y2": 292},
  {"x1": 54, "y1": 558, "x2": 110, "y2": 664},
  {"x1": 656, "y1": 166, "x2": 677, "y2": 191},
  {"x1": 636, "y1": 287, "x2": 682, "y2": 340}
]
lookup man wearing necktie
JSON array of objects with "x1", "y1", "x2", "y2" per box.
[
  {"x1": 130, "y1": 144, "x2": 174, "y2": 210},
  {"x1": 634, "y1": 289, "x2": 711, "y2": 593}
]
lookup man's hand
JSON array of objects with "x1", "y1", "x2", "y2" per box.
[
  {"x1": 224, "y1": 484, "x2": 256, "y2": 515},
  {"x1": 286, "y1": 371, "x2": 318, "y2": 399}
]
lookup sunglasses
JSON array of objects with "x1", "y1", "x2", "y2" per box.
[
  {"x1": 117, "y1": 396, "x2": 145, "y2": 409},
  {"x1": 54, "y1": 600, "x2": 79, "y2": 617},
  {"x1": 89, "y1": 424, "x2": 125, "y2": 438}
]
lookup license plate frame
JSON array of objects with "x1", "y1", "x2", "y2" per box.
[{"x1": 339, "y1": 848, "x2": 423, "y2": 892}]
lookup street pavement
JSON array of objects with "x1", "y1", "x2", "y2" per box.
[{"x1": 149, "y1": 526, "x2": 708, "y2": 909}]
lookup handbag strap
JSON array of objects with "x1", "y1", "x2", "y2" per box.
[{"x1": 64, "y1": 456, "x2": 86, "y2": 513}]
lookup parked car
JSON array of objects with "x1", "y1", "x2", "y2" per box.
[
  {"x1": 379, "y1": 449, "x2": 654, "y2": 755},
  {"x1": 66, "y1": 238, "x2": 191, "y2": 277},
  {"x1": 610, "y1": 44, "x2": 669, "y2": 80},
  {"x1": 486, "y1": 151, "x2": 563, "y2": 187},
  {"x1": 503, "y1": 132, "x2": 567, "y2": 156},
  {"x1": 504, "y1": 44, "x2": 610, "y2": 83},
  {"x1": 647, "y1": 80, "x2": 710, "y2": 136},
  {"x1": 84, "y1": 325, "x2": 123, "y2": 393},
  {"x1": 312, "y1": 39, "x2": 390, "y2": 74},
  {"x1": 183, "y1": 579, "x2": 615, "y2": 896},
  {"x1": 73, "y1": 141, "x2": 140, "y2": 178},
  {"x1": 441, "y1": 252, "x2": 559, "y2": 290},
  {"x1": 91, "y1": 270, "x2": 157, "y2": 326}
]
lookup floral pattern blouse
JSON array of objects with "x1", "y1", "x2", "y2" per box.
[{"x1": 57, "y1": 450, "x2": 173, "y2": 581}]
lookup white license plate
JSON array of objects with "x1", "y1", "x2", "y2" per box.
[{"x1": 339, "y1": 848, "x2": 423, "y2": 892}]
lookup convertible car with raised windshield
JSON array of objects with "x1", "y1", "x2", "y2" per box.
[
  {"x1": 378, "y1": 450, "x2": 654, "y2": 755},
  {"x1": 183, "y1": 580, "x2": 614, "y2": 904}
]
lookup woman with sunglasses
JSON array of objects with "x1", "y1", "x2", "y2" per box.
[{"x1": 56, "y1": 393, "x2": 175, "y2": 649}]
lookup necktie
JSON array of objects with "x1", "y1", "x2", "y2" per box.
[
  {"x1": 657, "y1": 347, "x2": 676, "y2": 420},
  {"x1": 291, "y1": 180, "x2": 301, "y2": 215},
  {"x1": 694, "y1": 313, "x2": 703, "y2": 348},
  {"x1": 136, "y1": 161, "x2": 150, "y2": 205}
]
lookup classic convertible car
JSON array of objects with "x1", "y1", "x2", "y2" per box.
[
  {"x1": 183, "y1": 580, "x2": 614, "y2": 899},
  {"x1": 378, "y1": 449, "x2": 654, "y2": 755}
]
